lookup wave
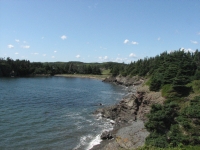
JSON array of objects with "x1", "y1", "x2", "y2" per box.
[
  {"x1": 73, "y1": 113, "x2": 115, "y2": 150},
  {"x1": 86, "y1": 134, "x2": 101, "y2": 150},
  {"x1": 101, "y1": 91, "x2": 125, "y2": 96}
]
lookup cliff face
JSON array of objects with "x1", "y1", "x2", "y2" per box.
[
  {"x1": 93, "y1": 76, "x2": 165, "y2": 150},
  {"x1": 100, "y1": 76, "x2": 165, "y2": 123},
  {"x1": 95, "y1": 85, "x2": 165, "y2": 124}
]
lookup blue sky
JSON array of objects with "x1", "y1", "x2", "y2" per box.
[{"x1": 0, "y1": 0, "x2": 200, "y2": 63}]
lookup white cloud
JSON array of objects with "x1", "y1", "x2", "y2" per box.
[
  {"x1": 186, "y1": 48, "x2": 195, "y2": 53},
  {"x1": 61, "y1": 35, "x2": 67, "y2": 40},
  {"x1": 157, "y1": 37, "x2": 161, "y2": 41},
  {"x1": 131, "y1": 41, "x2": 139, "y2": 45},
  {"x1": 129, "y1": 53, "x2": 136, "y2": 57},
  {"x1": 124, "y1": 39, "x2": 129, "y2": 44},
  {"x1": 116, "y1": 57, "x2": 123, "y2": 62},
  {"x1": 8, "y1": 44, "x2": 14, "y2": 48},
  {"x1": 54, "y1": 50, "x2": 57, "y2": 53},
  {"x1": 52, "y1": 56, "x2": 55, "y2": 58},
  {"x1": 76, "y1": 54, "x2": 80, "y2": 58},
  {"x1": 168, "y1": 50, "x2": 175, "y2": 53},
  {"x1": 115, "y1": 57, "x2": 129, "y2": 63},
  {"x1": 169, "y1": 48, "x2": 195, "y2": 53},
  {"x1": 15, "y1": 39, "x2": 20, "y2": 42},
  {"x1": 21, "y1": 45, "x2": 30, "y2": 49},
  {"x1": 180, "y1": 48, "x2": 195, "y2": 53},
  {"x1": 43, "y1": 54, "x2": 46, "y2": 56},
  {"x1": 180, "y1": 48, "x2": 184, "y2": 51},
  {"x1": 191, "y1": 40, "x2": 198, "y2": 44},
  {"x1": 15, "y1": 52, "x2": 19, "y2": 55},
  {"x1": 31, "y1": 53, "x2": 39, "y2": 55},
  {"x1": 99, "y1": 56, "x2": 108, "y2": 61}
]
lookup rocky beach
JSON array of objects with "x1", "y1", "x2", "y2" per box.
[{"x1": 91, "y1": 75, "x2": 165, "y2": 150}]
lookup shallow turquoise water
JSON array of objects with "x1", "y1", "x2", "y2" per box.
[{"x1": 0, "y1": 77, "x2": 127, "y2": 150}]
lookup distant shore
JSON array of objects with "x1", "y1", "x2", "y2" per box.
[{"x1": 54, "y1": 74, "x2": 109, "y2": 80}]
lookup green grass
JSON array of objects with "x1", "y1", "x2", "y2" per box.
[
  {"x1": 101, "y1": 69, "x2": 111, "y2": 75},
  {"x1": 161, "y1": 84, "x2": 173, "y2": 98},
  {"x1": 145, "y1": 78, "x2": 151, "y2": 86},
  {"x1": 190, "y1": 80, "x2": 200, "y2": 94}
]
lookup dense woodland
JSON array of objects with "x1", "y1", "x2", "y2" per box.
[
  {"x1": 1, "y1": 49, "x2": 200, "y2": 148},
  {"x1": 0, "y1": 58, "x2": 105, "y2": 76},
  {"x1": 110, "y1": 49, "x2": 200, "y2": 148}
]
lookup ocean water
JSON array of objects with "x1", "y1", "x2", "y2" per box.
[{"x1": 0, "y1": 77, "x2": 128, "y2": 150}]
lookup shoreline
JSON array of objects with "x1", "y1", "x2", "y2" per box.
[
  {"x1": 90, "y1": 83, "x2": 149, "y2": 150},
  {"x1": 55, "y1": 74, "x2": 163, "y2": 150},
  {"x1": 90, "y1": 76, "x2": 165, "y2": 150},
  {"x1": 54, "y1": 74, "x2": 109, "y2": 80}
]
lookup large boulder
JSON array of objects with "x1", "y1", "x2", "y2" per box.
[{"x1": 100, "y1": 131, "x2": 113, "y2": 140}]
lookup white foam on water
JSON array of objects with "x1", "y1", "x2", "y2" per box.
[
  {"x1": 65, "y1": 112, "x2": 80, "y2": 117},
  {"x1": 95, "y1": 113, "x2": 102, "y2": 120},
  {"x1": 86, "y1": 117, "x2": 115, "y2": 150},
  {"x1": 73, "y1": 134, "x2": 93, "y2": 150},
  {"x1": 73, "y1": 113, "x2": 115, "y2": 150},
  {"x1": 101, "y1": 91, "x2": 124, "y2": 95},
  {"x1": 86, "y1": 134, "x2": 102, "y2": 150}
]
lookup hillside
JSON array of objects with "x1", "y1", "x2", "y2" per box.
[{"x1": 107, "y1": 49, "x2": 200, "y2": 148}]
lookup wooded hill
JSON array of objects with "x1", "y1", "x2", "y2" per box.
[{"x1": 110, "y1": 49, "x2": 200, "y2": 148}]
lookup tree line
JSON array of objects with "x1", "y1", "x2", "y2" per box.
[
  {"x1": 0, "y1": 58, "x2": 104, "y2": 76},
  {"x1": 0, "y1": 57, "x2": 128, "y2": 77}
]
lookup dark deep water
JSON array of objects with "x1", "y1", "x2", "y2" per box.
[{"x1": 0, "y1": 77, "x2": 128, "y2": 150}]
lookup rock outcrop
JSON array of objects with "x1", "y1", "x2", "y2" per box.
[
  {"x1": 100, "y1": 131, "x2": 113, "y2": 140},
  {"x1": 103, "y1": 75, "x2": 143, "y2": 86},
  {"x1": 95, "y1": 84, "x2": 165, "y2": 123},
  {"x1": 99, "y1": 120, "x2": 149, "y2": 150},
  {"x1": 92, "y1": 76, "x2": 165, "y2": 150}
]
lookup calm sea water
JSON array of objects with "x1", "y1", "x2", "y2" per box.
[{"x1": 0, "y1": 77, "x2": 128, "y2": 150}]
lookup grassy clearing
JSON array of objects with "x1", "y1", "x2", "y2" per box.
[
  {"x1": 54, "y1": 74, "x2": 109, "y2": 80},
  {"x1": 101, "y1": 69, "x2": 111, "y2": 75}
]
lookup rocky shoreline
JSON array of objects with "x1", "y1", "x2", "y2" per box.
[{"x1": 91, "y1": 76, "x2": 165, "y2": 150}]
